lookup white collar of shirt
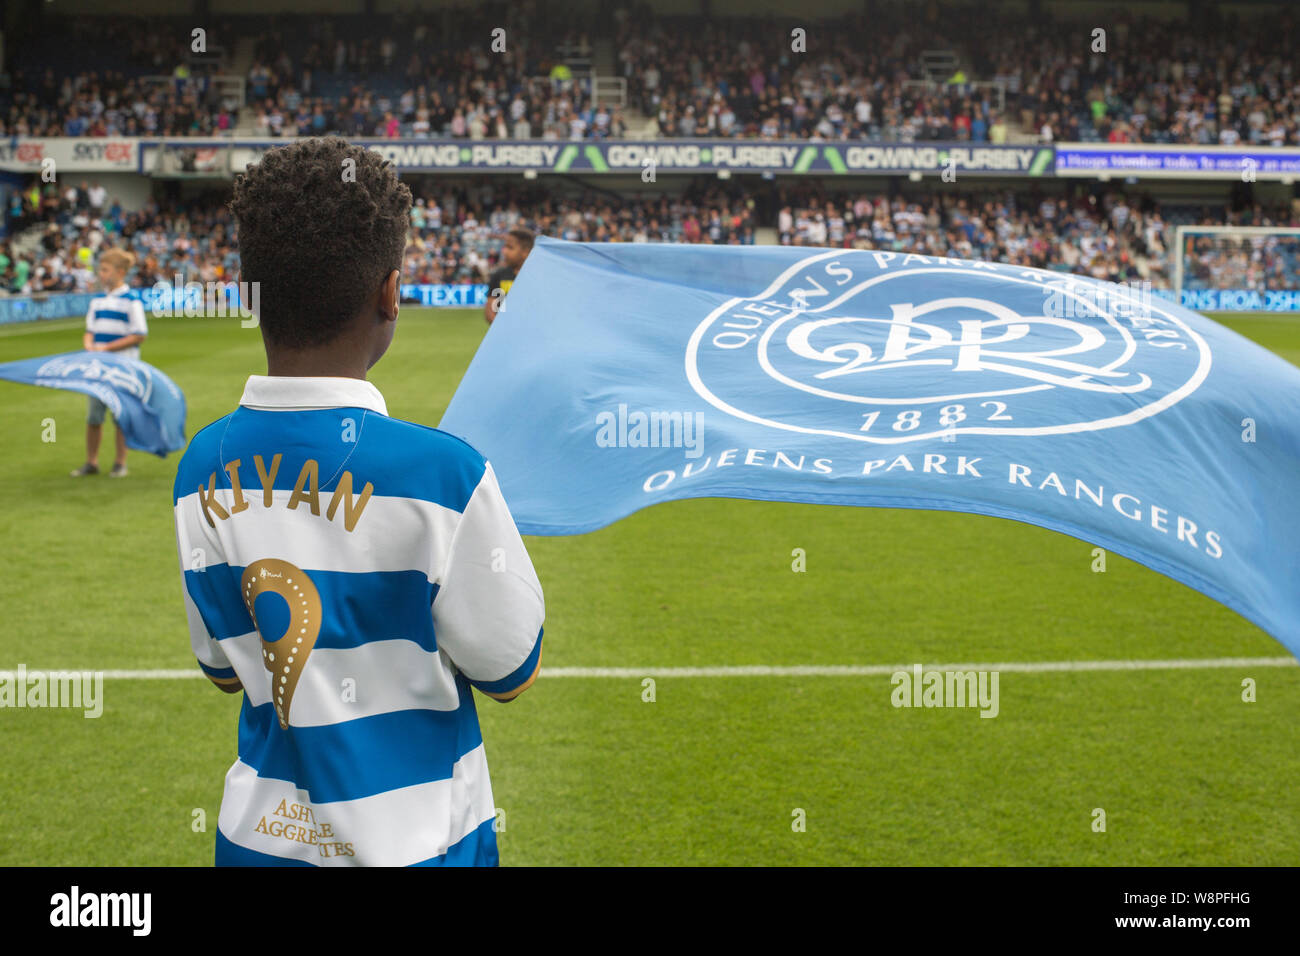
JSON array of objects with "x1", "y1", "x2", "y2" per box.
[
  {"x1": 239, "y1": 375, "x2": 388, "y2": 415},
  {"x1": 109, "y1": 284, "x2": 130, "y2": 296}
]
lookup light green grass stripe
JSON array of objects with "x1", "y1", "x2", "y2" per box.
[
  {"x1": 0, "y1": 317, "x2": 86, "y2": 336},
  {"x1": 5, "y1": 657, "x2": 1292, "y2": 681},
  {"x1": 547, "y1": 657, "x2": 1296, "y2": 676}
]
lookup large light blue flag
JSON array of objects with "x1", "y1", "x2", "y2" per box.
[
  {"x1": 0, "y1": 351, "x2": 187, "y2": 456},
  {"x1": 439, "y1": 237, "x2": 1300, "y2": 658}
]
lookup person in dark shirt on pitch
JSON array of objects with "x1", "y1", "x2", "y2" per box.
[{"x1": 484, "y1": 227, "x2": 533, "y2": 325}]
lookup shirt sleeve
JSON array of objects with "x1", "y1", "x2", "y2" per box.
[
  {"x1": 432, "y1": 461, "x2": 545, "y2": 699},
  {"x1": 174, "y1": 483, "x2": 238, "y2": 689},
  {"x1": 84, "y1": 298, "x2": 96, "y2": 333},
  {"x1": 128, "y1": 295, "x2": 148, "y2": 336}
]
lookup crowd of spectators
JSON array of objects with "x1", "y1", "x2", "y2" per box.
[
  {"x1": 983, "y1": 10, "x2": 1300, "y2": 146},
  {"x1": 1, "y1": 5, "x2": 1295, "y2": 145},
  {"x1": 617, "y1": 4, "x2": 1003, "y2": 142},
  {"x1": 0, "y1": 74, "x2": 235, "y2": 138},
  {"x1": 1, "y1": 7, "x2": 622, "y2": 141},
  {"x1": 240, "y1": 6, "x2": 624, "y2": 140},
  {"x1": 616, "y1": 3, "x2": 1299, "y2": 146},
  {"x1": 402, "y1": 181, "x2": 757, "y2": 284},
  {"x1": 0, "y1": 17, "x2": 237, "y2": 137},
  {"x1": 773, "y1": 187, "x2": 1299, "y2": 289},
  {"x1": 2, "y1": 180, "x2": 238, "y2": 295},
  {"x1": 4, "y1": 174, "x2": 1296, "y2": 299}
]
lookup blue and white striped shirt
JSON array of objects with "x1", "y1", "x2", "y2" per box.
[
  {"x1": 85, "y1": 284, "x2": 148, "y2": 358},
  {"x1": 173, "y1": 376, "x2": 545, "y2": 866}
]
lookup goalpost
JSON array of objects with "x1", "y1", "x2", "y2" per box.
[{"x1": 1173, "y1": 225, "x2": 1300, "y2": 312}]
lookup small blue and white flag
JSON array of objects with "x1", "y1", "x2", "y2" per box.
[
  {"x1": 0, "y1": 351, "x2": 187, "y2": 456},
  {"x1": 439, "y1": 238, "x2": 1300, "y2": 659}
]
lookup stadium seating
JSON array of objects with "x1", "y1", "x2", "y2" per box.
[
  {"x1": 3, "y1": 174, "x2": 1296, "y2": 297},
  {"x1": 3, "y1": 6, "x2": 1295, "y2": 145}
]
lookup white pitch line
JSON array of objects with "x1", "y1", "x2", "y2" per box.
[{"x1": 1, "y1": 657, "x2": 1294, "y2": 681}]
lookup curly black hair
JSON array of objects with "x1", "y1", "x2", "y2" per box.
[{"x1": 229, "y1": 137, "x2": 411, "y2": 348}]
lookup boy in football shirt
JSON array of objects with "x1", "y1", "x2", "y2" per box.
[
  {"x1": 70, "y1": 248, "x2": 148, "y2": 478},
  {"x1": 483, "y1": 227, "x2": 533, "y2": 325},
  {"x1": 172, "y1": 137, "x2": 544, "y2": 866}
]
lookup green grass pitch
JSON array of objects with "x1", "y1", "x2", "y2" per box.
[{"x1": 0, "y1": 309, "x2": 1297, "y2": 866}]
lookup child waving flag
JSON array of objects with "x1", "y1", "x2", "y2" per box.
[
  {"x1": 172, "y1": 138, "x2": 545, "y2": 867},
  {"x1": 71, "y1": 248, "x2": 147, "y2": 478}
]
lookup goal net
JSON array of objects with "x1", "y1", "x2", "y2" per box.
[{"x1": 1173, "y1": 226, "x2": 1300, "y2": 313}]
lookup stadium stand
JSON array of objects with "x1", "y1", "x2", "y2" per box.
[
  {"x1": 4, "y1": 173, "x2": 1295, "y2": 296},
  {"x1": 2, "y1": 3, "x2": 1295, "y2": 144}
]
